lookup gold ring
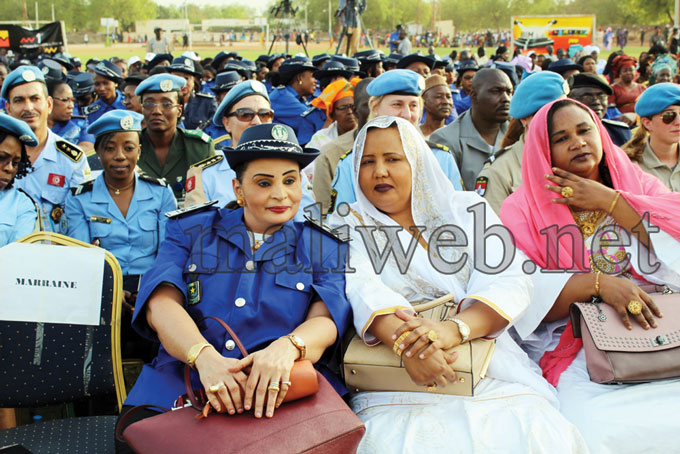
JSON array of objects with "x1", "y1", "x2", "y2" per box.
[
  {"x1": 627, "y1": 300, "x2": 643, "y2": 315},
  {"x1": 281, "y1": 381, "x2": 292, "y2": 386},
  {"x1": 208, "y1": 383, "x2": 225, "y2": 393},
  {"x1": 427, "y1": 330, "x2": 438, "y2": 342},
  {"x1": 268, "y1": 384, "x2": 280, "y2": 392},
  {"x1": 426, "y1": 384, "x2": 437, "y2": 393},
  {"x1": 561, "y1": 186, "x2": 574, "y2": 198}
]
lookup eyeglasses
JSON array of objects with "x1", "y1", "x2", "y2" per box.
[
  {"x1": 334, "y1": 104, "x2": 355, "y2": 113},
  {"x1": 659, "y1": 111, "x2": 679, "y2": 124},
  {"x1": 226, "y1": 108, "x2": 274, "y2": 122},
  {"x1": 54, "y1": 96, "x2": 75, "y2": 104},
  {"x1": 141, "y1": 101, "x2": 179, "y2": 111},
  {"x1": 576, "y1": 93, "x2": 609, "y2": 104}
]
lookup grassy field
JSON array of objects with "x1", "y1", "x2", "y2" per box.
[{"x1": 66, "y1": 42, "x2": 649, "y2": 64}]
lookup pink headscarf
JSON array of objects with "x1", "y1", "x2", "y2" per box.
[{"x1": 500, "y1": 98, "x2": 680, "y2": 385}]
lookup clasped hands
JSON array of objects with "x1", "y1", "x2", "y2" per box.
[
  {"x1": 391, "y1": 308, "x2": 462, "y2": 388},
  {"x1": 194, "y1": 336, "x2": 298, "y2": 419}
]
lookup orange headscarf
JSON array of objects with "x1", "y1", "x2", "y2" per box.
[
  {"x1": 612, "y1": 54, "x2": 637, "y2": 78},
  {"x1": 311, "y1": 80, "x2": 354, "y2": 117}
]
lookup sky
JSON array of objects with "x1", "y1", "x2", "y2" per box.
[{"x1": 154, "y1": 0, "x2": 273, "y2": 14}]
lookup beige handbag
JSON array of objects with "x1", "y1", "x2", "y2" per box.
[{"x1": 343, "y1": 294, "x2": 496, "y2": 396}]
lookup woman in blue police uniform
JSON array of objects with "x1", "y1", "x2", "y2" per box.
[
  {"x1": 47, "y1": 78, "x2": 95, "y2": 152},
  {"x1": 84, "y1": 60, "x2": 126, "y2": 124},
  {"x1": 0, "y1": 113, "x2": 39, "y2": 247},
  {"x1": 116, "y1": 123, "x2": 350, "y2": 453},
  {"x1": 269, "y1": 56, "x2": 327, "y2": 145}
]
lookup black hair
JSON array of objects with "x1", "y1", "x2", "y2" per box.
[
  {"x1": 546, "y1": 99, "x2": 613, "y2": 188},
  {"x1": 0, "y1": 131, "x2": 33, "y2": 189},
  {"x1": 46, "y1": 78, "x2": 69, "y2": 97},
  {"x1": 224, "y1": 161, "x2": 249, "y2": 210},
  {"x1": 577, "y1": 55, "x2": 596, "y2": 67}
]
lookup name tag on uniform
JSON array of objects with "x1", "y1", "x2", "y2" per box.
[
  {"x1": 187, "y1": 281, "x2": 201, "y2": 305},
  {"x1": 90, "y1": 216, "x2": 112, "y2": 224}
]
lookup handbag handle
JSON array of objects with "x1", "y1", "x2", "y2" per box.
[
  {"x1": 184, "y1": 316, "x2": 249, "y2": 409},
  {"x1": 411, "y1": 293, "x2": 456, "y2": 313},
  {"x1": 115, "y1": 404, "x2": 170, "y2": 443}
]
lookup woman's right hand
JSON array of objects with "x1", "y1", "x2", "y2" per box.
[
  {"x1": 599, "y1": 274, "x2": 663, "y2": 330},
  {"x1": 194, "y1": 348, "x2": 248, "y2": 415}
]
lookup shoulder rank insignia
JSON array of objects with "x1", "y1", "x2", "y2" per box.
[
  {"x1": 303, "y1": 214, "x2": 349, "y2": 242},
  {"x1": 214, "y1": 134, "x2": 232, "y2": 146},
  {"x1": 165, "y1": 200, "x2": 218, "y2": 219},
  {"x1": 474, "y1": 176, "x2": 488, "y2": 196},
  {"x1": 602, "y1": 118, "x2": 630, "y2": 128},
  {"x1": 71, "y1": 179, "x2": 95, "y2": 196},
  {"x1": 339, "y1": 149, "x2": 353, "y2": 161},
  {"x1": 301, "y1": 106, "x2": 317, "y2": 118},
  {"x1": 486, "y1": 146, "x2": 511, "y2": 165},
  {"x1": 138, "y1": 174, "x2": 168, "y2": 186},
  {"x1": 72, "y1": 114, "x2": 87, "y2": 120},
  {"x1": 426, "y1": 140, "x2": 450, "y2": 152},
  {"x1": 187, "y1": 281, "x2": 201, "y2": 305},
  {"x1": 83, "y1": 103, "x2": 101, "y2": 115},
  {"x1": 182, "y1": 128, "x2": 211, "y2": 143},
  {"x1": 55, "y1": 140, "x2": 84, "y2": 162},
  {"x1": 190, "y1": 154, "x2": 224, "y2": 170},
  {"x1": 196, "y1": 91, "x2": 215, "y2": 99}
]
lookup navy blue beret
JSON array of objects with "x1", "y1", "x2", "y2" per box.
[
  {"x1": 38, "y1": 59, "x2": 64, "y2": 82},
  {"x1": 87, "y1": 110, "x2": 144, "y2": 137},
  {"x1": 635, "y1": 82, "x2": 680, "y2": 117},
  {"x1": 0, "y1": 112, "x2": 38, "y2": 146},
  {"x1": 366, "y1": 69, "x2": 425, "y2": 97},
  {"x1": 213, "y1": 80, "x2": 270, "y2": 126},
  {"x1": 509, "y1": 71, "x2": 569, "y2": 119},
  {"x1": 1, "y1": 66, "x2": 45, "y2": 100},
  {"x1": 92, "y1": 59, "x2": 123, "y2": 84}
]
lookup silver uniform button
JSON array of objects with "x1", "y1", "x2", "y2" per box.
[
  {"x1": 225, "y1": 340, "x2": 236, "y2": 351},
  {"x1": 235, "y1": 297, "x2": 246, "y2": 307},
  {"x1": 296, "y1": 282, "x2": 305, "y2": 291},
  {"x1": 188, "y1": 264, "x2": 197, "y2": 272},
  {"x1": 245, "y1": 260, "x2": 254, "y2": 271}
]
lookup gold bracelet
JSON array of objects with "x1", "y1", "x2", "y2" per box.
[
  {"x1": 392, "y1": 331, "x2": 412, "y2": 357},
  {"x1": 607, "y1": 192, "x2": 621, "y2": 216},
  {"x1": 187, "y1": 342, "x2": 213, "y2": 369},
  {"x1": 594, "y1": 271, "x2": 601, "y2": 297}
]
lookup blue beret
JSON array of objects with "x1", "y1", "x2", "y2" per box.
[
  {"x1": 1, "y1": 66, "x2": 45, "y2": 100},
  {"x1": 135, "y1": 74, "x2": 186, "y2": 97},
  {"x1": 213, "y1": 80, "x2": 270, "y2": 126},
  {"x1": 224, "y1": 123, "x2": 319, "y2": 169},
  {"x1": 0, "y1": 112, "x2": 38, "y2": 146},
  {"x1": 366, "y1": 69, "x2": 425, "y2": 97},
  {"x1": 509, "y1": 72, "x2": 569, "y2": 119},
  {"x1": 635, "y1": 82, "x2": 680, "y2": 117},
  {"x1": 68, "y1": 72, "x2": 95, "y2": 97},
  {"x1": 87, "y1": 110, "x2": 144, "y2": 138}
]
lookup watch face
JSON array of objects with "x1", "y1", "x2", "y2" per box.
[{"x1": 291, "y1": 335, "x2": 305, "y2": 347}]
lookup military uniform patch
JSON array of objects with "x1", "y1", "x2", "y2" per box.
[
  {"x1": 301, "y1": 107, "x2": 316, "y2": 118},
  {"x1": 303, "y1": 214, "x2": 349, "y2": 242},
  {"x1": 190, "y1": 154, "x2": 223, "y2": 170},
  {"x1": 213, "y1": 134, "x2": 232, "y2": 146},
  {"x1": 83, "y1": 103, "x2": 101, "y2": 115},
  {"x1": 55, "y1": 140, "x2": 84, "y2": 162},
  {"x1": 90, "y1": 216, "x2": 112, "y2": 224},
  {"x1": 182, "y1": 128, "x2": 211, "y2": 143},
  {"x1": 139, "y1": 174, "x2": 168, "y2": 186},
  {"x1": 165, "y1": 200, "x2": 218, "y2": 219},
  {"x1": 187, "y1": 281, "x2": 201, "y2": 305},
  {"x1": 71, "y1": 179, "x2": 95, "y2": 196},
  {"x1": 339, "y1": 149, "x2": 353, "y2": 161},
  {"x1": 474, "y1": 176, "x2": 488, "y2": 196},
  {"x1": 196, "y1": 92, "x2": 214, "y2": 99}
]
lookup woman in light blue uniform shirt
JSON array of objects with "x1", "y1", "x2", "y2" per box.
[
  {"x1": 0, "y1": 113, "x2": 39, "y2": 247},
  {"x1": 65, "y1": 109, "x2": 176, "y2": 358}
]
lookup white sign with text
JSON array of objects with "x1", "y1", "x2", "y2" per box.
[{"x1": 0, "y1": 243, "x2": 105, "y2": 325}]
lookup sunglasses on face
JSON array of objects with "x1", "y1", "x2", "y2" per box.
[
  {"x1": 227, "y1": 108, "x2": 274, "y2": 122},
  {"x1": 659, "y1": 111, "x2": 679, "y2": 124}
]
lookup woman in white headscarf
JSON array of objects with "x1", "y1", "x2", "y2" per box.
[{"x1": 330, "y1": 116, "x2": 586, "y2": 454}]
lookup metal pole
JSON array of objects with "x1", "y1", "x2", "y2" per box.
[
  {"x1": 51, "y1": 3, "x2": 54, "y2": 22},
  {"x1": 328, "y1": 0, "x2": 331, "y2": 41},
  {"x1": 676, "y1": 0, "x2": 679, "y2": 28},
  {"x1": 35, "y1": 1, "x2": 38, "y2": 29}
]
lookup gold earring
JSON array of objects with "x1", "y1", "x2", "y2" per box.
[
  {"x1": 236, "y1": 197, "x2": 244, "y2": 207},
  {"x1": 299, "y1": 80, "x2": 302, "y2": 85}
]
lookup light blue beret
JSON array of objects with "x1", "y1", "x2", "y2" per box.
[
  {"x1": 87, "y1": 110, "x2": 144, "y2": 138},
  {"x1": 634, "y1": 83, "x2": 680, "y2": 118},
  {"x1": 366, "y1": 69, "x2": 425, "y2": 97},
  {"x1": 212, "y1": 80, "x2": 269, "y2": 126},
  {"x1": 134, "y1": 74, "x2": 186, "y2": 97},
  {"x1": 509, "y1": 71, "x2": 570, "y2": 119},
  {"x1": 0, "y1": 112, "x2": 38, "y2": 146},
  {"x1": 1, "y1": 66, "x2": 46, "y2": 100}
]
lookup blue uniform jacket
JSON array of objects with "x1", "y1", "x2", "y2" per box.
[
  {"x1": 452, "y1": 90, "x2": 472, "y2": 115},
  {"x1": 51, "y1": 117, "x2": 95, "y2": 145},
  {"x1": 270, "y1": 85, "x2": 326, "y2": 145},
  {"x1": 0, "y1": 187, "x2": 37, "y2": 247},
  {"x1": 124, "y1": 206, "x2": 351, "y2": 408},
  {"x1": 202, "y1": 122, "x2": 230, "y2": 143},
  {"x1": 84, "y1": 91, "x2": 126, "y2": 124},
  {"x1": 65, "y1": 172, "x2": 177, "y2": 275},
  {"x1": 184, "y1": 92, "x2": 218, "y2": 130}
]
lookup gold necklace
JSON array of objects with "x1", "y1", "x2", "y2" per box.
[
  {"x1": 105, "y1": 179, "x2": 135, "y2": 195},
  {"x1": 570, "y1": 208, "x2": 606, "y2": 237}
]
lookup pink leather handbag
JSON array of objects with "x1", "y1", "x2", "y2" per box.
[{"x1": 570, "y1": 286, "x2": 680, "y2": 384}]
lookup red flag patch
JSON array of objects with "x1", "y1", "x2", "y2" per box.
[
  {"x1": 474, "y1": 176, "x2": 488, "y2": 196},
  {"x1": 185, "y1": 176, "x2": 195, "y2": 192},
  {"x1": 48, "y1": 173, "x2": 65, "y2": 187}
]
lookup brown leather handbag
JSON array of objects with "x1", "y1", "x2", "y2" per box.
[
  {"x1": 570, "y1": 285, "x2": 680, "y2": 384},
  {"x1": 117, "y1": 316, "x2": 365, "y2": 454},
  {"x1": 343, "y1": 294, "x2": 496, "y2": 396}
]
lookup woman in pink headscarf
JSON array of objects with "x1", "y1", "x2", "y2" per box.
[{"x1": 501, "y1": 98, "x2": 680, "y2": 453}]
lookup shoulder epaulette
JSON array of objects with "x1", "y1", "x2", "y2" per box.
[
  {"x1": 165, "y1": 200, "x2": 218, "y2": 219},
  {"x1": 301, "y1": 106, "x2": 317, "y2": 118},
  {"x1": 214, "y1": 134, "x2": 232, "y2": 146},
  {"x1": 71, "y1": 114, "x2": 87, "y2": 120},
  {"x1": 197, "y1": 119, "x2": 212, "y2": 130},
  {"x1": 190, "y1": 154, "x2": 223, "y2": 170},
  {"x1": 182, "y1": 128, "x2": 211, "y2": 143},
  {"x1": 339, "y1": 149, "x2": 353, "y2": 160},
  {"x1": 486, "y1": 145, "x2": 512, "y2": 165},
  {"x1": 55, "y1": 139, "x2": 84, "y2": 162},
  {"x1": 83, "y1": 103, "x2": 101, "y2": 115},
  {"x1": 426, "y1": 140, "x2": 450, "y2": 152},
  {"x1": 601, "y1": 118, "x2": 630, "y2": 128},
  {"x1": 139, "y1": 174, "x2": 168, "y2": 186},
  {"x1": 71, "y1": 179, "x2": 94, "y2": 196},
  {"x1": 303, "y1": 214, "x2": 349, "y2": 242},
  {"x1": 196, "y1": 92, "x2": 215, "y2": 99}
]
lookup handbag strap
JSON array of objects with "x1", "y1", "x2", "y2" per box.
[
  {"x1": 412, "y1": 293, "x2": 456, "y2": 313},
  {"x1": 115, "y1": 404, "x2": 170, "y2": 443},
  {"x1": 184, "y1": 315, "x2": 250, "y2": 409}
]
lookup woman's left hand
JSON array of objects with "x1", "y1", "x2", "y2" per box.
[
  {"x1": 545, "y1": 167, "x2": 617, "y2": 212},
  {"x1": 392, "y1": 309, "x2": 462, "y2": 359},
  {"x1": 228, "y1": 337, "x2": 298, "y2": 418}
]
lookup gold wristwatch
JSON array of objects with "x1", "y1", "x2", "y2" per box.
[
  {"x1": 286, "y1": 334, "x2": 306, "y2": 360},
  {"x1": 445, "y1": 318, "x2": 470, "y2": 343}
]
